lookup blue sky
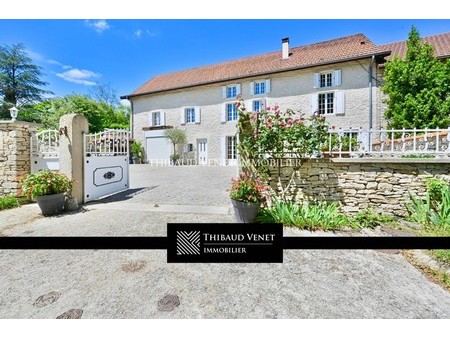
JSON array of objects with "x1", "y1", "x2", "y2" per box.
[{"x1": 1, "y1": 19, "x2": 449, "y2": 103}]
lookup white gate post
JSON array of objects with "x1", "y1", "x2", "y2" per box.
[{"x1": 59, "y1": 114, "x2": 89, "y2": 205}]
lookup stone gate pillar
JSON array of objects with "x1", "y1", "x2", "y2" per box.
[
  {"x1": 59, "y1": 114, "x2": 89, "y2": 205},
  {"x1": 0, "y1": 121, "x2": 38, "y2": 197}
]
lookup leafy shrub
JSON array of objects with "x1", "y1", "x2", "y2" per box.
[
  {"x1": 257, "y1": 201, "x2": 350, "y2": 231},
  {"x1": 0, "y1": 195, "x2": 20, "y2": 210},
  {"x1": 351, "y1": 210, "x2": 395, "y2": 229},
  {"x1": 131, "y1": 141, "x2": 143, "y2": 158},
  {"x1": 21, "y1": 170, "x2": 73, "y2": 199}
]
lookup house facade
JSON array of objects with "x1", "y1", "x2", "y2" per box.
[{"x1": 122, "y1": 32, "x2": 450, "y2": 165}]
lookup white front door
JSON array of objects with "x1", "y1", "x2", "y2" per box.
[{"x1": 198, "y1": 139, "x2": 207, "y2": 165}]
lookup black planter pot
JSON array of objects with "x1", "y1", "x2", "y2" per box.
[
  {"x1": 231, "y1": 199, "x2": 260, "y2": 223},
  {"x1": 35, "y1": 193, "x2": 66, "y2": 216}
]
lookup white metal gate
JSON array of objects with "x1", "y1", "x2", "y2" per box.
[
  {"x1": 83, "y1": 129, "x2": 129, "y2": 202},
  {"x1": 30, "y1": 129, "x2": 60, "y2": 173}
]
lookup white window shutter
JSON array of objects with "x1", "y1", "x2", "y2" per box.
[
  {"x1": 221, "y1": 136, "x2": 226, "y2": 163},
  {"x1": 180, "y1": 108, "x2": 186, "y2": 125},
  {"x1": 195, "y1": 107, "x2": 201, "y2": 124},
  {"x1": 221, "y1": 104, "x2": 226, "y2": 123},
  {"x1": 311, "y1": 93, "x2": 319, "y2": 115},
  {"x1": 246, "y1": 100, "x2": 253, "y2": 112},
  {"x1": 160, "y1": 111, "x2": 166, "y2": 126},
  {"x1": 249, "y1": 82, "x2": 255, "y2": 96},
  {"x1": 333, "y1": 70, "x2": 342, "y2": 86},
  {"x1": 313, "y1": 73, "x2": 320, "y2": 88},
  {"x1": 222, "y1": 86, "x2": 227, "y2": 99},
  {"x1": 236, "y1": 84, "x2": 241, "y2": 95},
  {"x1": 261, "y1": 99, "x2": 267, "y2": 111},
  {"x1": 334, "y1": 91, "x2": 345, "y2": 115},
  {"x1": 149, "y1": 112, "x2": 154, "y2": 127},
  {"x1": 265, "y1": 79, "x2": 271, "y2": 93}
]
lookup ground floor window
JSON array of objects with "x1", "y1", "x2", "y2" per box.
[
  {"x1": 318, "y1": 92, "x2": 334, "y2": 115},
  {"x1": 226, "y1": 136, "x2": 237, "y2": 160}
]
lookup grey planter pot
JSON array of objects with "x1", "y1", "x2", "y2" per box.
[
  {"x1": 132, "y1": 156, "x2": 141, "y2": 164},
  {"x1": 231, "y1": 199, "x2": 260, "y2": 223},
  {"x1": 35, "y1": 193, "x2": 66, "y2": 216}
]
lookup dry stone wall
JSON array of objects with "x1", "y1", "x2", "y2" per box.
[
  {"x1": 0, "y1": 121, "x2": 37, "y2": 197},
  {"x1": 268, "y1": 158, "x2": 450, "y2": 217}
]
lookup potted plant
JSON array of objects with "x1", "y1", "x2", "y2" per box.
[
  {"x1": 229, "y1": 172, "x2": 268, "y2": 223},
  {"x1": 131, "y1": 141, "x2": 143, "y2": 164},
  {"x1": 21, "y1": 170, "x2": 74, "y2": 216}
]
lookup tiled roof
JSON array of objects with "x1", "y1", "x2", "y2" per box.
[
  {"x1": 380, "y1": 31, "x2": 450, "y2": 61},
  {"x1": 128, "y1": 33, "x2": 386, "y2": 97}
]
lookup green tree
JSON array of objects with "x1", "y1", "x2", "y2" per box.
[
  {"x1": 382, "y1": 26, "x2": 450, "y2": 129},
  {"x1": 164, "y1": 128, "x2": 187, "y2": 158},
  {"x1": 30, "y1": 94, "x2": 129, "y2": 132},
  {"x1": 0, "y1": 43, "x2": 50, "y2": 119}
]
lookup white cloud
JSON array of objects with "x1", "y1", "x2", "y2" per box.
[
  {"x1": 27, "y1": 49, "x2": 44, "y2": 62},
  {"x1": 134, "y1": 29, "x2": 142, "y2": 38},
  {"x1": 85, "y1": 19, "x2": 111, "y2": 34},
  {"x1": 56, "y1": 68, "x2": 101, "y2": 86},
  {"x1": 146, "y1": 29, "x2": 158, "y2": 37},
  {"x1": 46, "y1": 59, "x2": 72, "y2": 69}
]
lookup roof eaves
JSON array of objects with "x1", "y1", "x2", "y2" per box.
[{"x1": 122, "y1": 50, "x2": 391, "y2": 100}]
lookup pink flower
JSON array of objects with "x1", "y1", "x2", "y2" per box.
[
  {"x1": 279, "y1": 121, "x2": 285, "y2": 127},
  {"x1": 274, "y1": 105, "x2": 279, "y2": 110}
]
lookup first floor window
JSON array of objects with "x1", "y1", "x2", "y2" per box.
[
  {"x1": 153, "y1": 111, "x2": 161, "y2": 126},
  {"x1": 320, "y1": 72, "x2": 333, "y2": 88},
  {"x1": 318, "y1": 92, "x2": 334, "y2": 115},
  {"x1": 185, "y1": 107, "x2": 195, "y2": 123},
  {"x1": 226, "y1": 136, "x2": 237, "y2": 160},
  {"x1": 226, "y1": 85, "x2": 237, "y2": 99},
  {"x1": 226, "y1": 103, "x2": 238, "y2": 121},
  {"x1": 254, "y1": 81, "x2": 266, "y2": 95}
]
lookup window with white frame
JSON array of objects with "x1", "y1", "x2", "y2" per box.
[
  {"x1": 314, "y1": 70, "x2": 341, "y2": 88},
  {"x1": 226, "y1": 85, "x2": 237, "y2": 99},
  {"x1": 185, "y1": 107, "x2": 196, "y2": 123},
  {"x1": 226, "y1": 136, "x2": 237, "y2": 160},
  {"x1": 149, "y1": 111, "x2": 165, "y2": 127},
  {"x1": 252, "y1": 99, "x2": 263, "y2": 112},
  {"x1": 152, "y1": 111, "x2": 161, "y2": 126},
  {"x1": 318, "y1": 92, "x2": 334, "y2": 115},
  {"x1": 226, "y1": 103, "x2": 238, "y2": 121},
  {"x1": 320, "y1": 72, "x2": 333, "y2": 88},
  {"x1": 254, "y1": 81, "x2": 266, "y2": 95}
]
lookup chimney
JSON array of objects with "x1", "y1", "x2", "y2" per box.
[{"x1": 282, "y1": 37, "x2": 289, "y2": 59}]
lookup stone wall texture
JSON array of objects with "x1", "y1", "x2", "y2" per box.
[
  {"x1": 0, "y1": 122, "x2": 37, "y2": 197},
  {"x1": 268, "y1": 158, "x2": 450, "y2": 217}
]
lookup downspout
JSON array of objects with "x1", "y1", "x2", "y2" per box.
[{"x1": 369, "y1": 55, "x2": 375, "y2": 130}]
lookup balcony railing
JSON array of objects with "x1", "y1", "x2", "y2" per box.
[{"x1": 322, "y1": 127, "x2": 450, "y2": 158}]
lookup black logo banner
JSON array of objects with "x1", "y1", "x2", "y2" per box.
[{"x1": 167, "y1": 223, "x2": 283, "y2": 263}]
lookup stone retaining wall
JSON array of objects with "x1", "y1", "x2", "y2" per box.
[
  {"x1": 0, "y1": 121, "x2": 37, "y2": 197},
  {"x1": 268, "y1": 158, "x2": 450, "y2": 217}
]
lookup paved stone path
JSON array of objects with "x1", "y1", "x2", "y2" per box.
[{"x1": 0, "y1": 165, "x2": 449, "y2": 318}]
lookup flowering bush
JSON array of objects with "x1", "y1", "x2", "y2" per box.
[
  {"x1": 21, "y1": 170, "x2": 74, "y2": 199},
  {"x1": 229, "y1": 172, "x2": 269, "y2": 204},
  {"x1": 236, "y1": 99, "x2": 329, "y2": 160}
]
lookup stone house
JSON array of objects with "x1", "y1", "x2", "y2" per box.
[{"x1": 122, "y1": 31, "x2": 450, "y2": 165}]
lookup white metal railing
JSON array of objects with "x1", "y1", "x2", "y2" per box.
[
  {"x1": 322, "y1": 127, "x2": 450, "y2": 158},
  {"x1": 84, "y1": 129, "x2": 129, "y2": 156},
  {"x1": 31, "y1": 129, "x2": 59, "y2": 158}
]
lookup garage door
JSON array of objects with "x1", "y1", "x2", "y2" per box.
[{"x1": 146, "y1": 137, "x2": 171, "y2": 161}]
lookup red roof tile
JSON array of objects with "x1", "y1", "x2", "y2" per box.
[
  {"x1": 380, "y1": 31, "x2": 450, "y2": 61},
  {"x1": 128, "y1": 33, "x2": 385, "y2": 97}
]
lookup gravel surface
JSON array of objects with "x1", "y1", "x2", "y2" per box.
[{"x1": 0, "y1": 165, "x2": 449, "y2": 318}]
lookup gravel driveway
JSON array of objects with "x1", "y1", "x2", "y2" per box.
[{"x1": 0, "y1": 165, "x2": 449, "y2": 318}]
